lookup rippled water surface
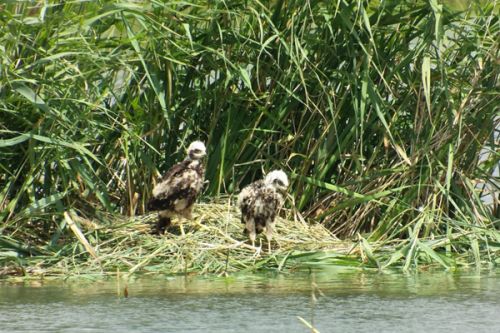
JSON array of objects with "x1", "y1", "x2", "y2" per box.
[{"x1": 1, "y1": 268, "x2": 500, "y2": 332}]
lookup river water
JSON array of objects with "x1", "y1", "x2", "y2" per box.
[{"x1": 1, "y1": 268, "x2": 499, "y2": 332}]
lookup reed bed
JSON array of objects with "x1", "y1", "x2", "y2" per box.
[
  {"x1": 2, "y1": 199, "x2": 498, "y2": 279},
  {"x1": 1, "y1": 200, "x2": 353, "y2": 278},
  {"x1": 0, "y1": 1, "x2": 499, "y2": 275}
]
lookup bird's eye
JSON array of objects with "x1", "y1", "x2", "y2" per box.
[
  {"x1": 274, "y1": 179, "x2": 284, "y2": 186},
  {"x1": 193, "y1": 149, "x2": 201, "y2": 153}
]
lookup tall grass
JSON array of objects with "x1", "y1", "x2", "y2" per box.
[{"x1": 0, "y1": 0, "x2": 498, "y2": 269}]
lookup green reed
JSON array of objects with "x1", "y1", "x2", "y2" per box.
[{"x1": 0, "y1": 0, "x2": 498, "y2": 272}]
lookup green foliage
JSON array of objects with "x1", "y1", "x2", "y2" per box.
[{"x1": 0, "y1": 0, "x2": 498, "y2": 269}]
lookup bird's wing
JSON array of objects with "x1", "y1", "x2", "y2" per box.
[
  {"x1": 152, "y1": 160, "x2": 190, "y2": 198},
  {"x1": 148, "y1": 162, "x2": 203, "y2": 212},
  {"x1": 237, "y1": 180, "x2": 266, "y2": 219},
  {"x1": 238, "y1": 180, "x2": 264, "y2": 206},
  {"x1": 160, "y1": 160, "x2": 188, "y2": 182}
]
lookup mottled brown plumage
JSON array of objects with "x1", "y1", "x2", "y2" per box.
[
  {"x1": 237, "y1": 170, "x2": 289, "y2": 252},
  {"x1": 148, "y1": 141, "x2": 206, "y2": 234}
]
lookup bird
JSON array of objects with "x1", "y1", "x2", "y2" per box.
[
  {"x1": 237, "y1": 169, "x2": 289, "y2": 252},
  {"x1": 147, "y1": 140, "x2": 206, "y2": 235}
]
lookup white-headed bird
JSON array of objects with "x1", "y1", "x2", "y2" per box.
[
  {"x1": 148, "y1": 141, "x2": 206, "y2": 234},
  {"x1": 237, "y1": 170, "x2": 289, "y2": 252}
]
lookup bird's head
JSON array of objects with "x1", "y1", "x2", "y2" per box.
[
  {"x1": 187, "y1": 141, "x2": 206, "y2": 160},
  {"x1": 264, "y1": 169, "x2": 289, "y2": 193}
]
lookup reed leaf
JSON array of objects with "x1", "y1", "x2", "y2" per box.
[{"x1": 0, "y1": 0, "x2": 498, "y2": 272}]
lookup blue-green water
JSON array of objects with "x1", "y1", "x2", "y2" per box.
[{"x1": 1, "y1": 269, "x2": 500, "y2": 332}]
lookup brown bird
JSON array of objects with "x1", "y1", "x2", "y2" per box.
[
  {"x1": 237, "y1": 170, "x2": 289, "y2": 252},
  {"x1": 147, "y1": 141, "x2": 206, "y2": 234}
]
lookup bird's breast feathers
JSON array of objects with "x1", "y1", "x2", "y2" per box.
[{"x1": 254, "y1": 189, "x2": 282, "y2": 214}]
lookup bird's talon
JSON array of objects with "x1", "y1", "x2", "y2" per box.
[{"x1": 253, "y1": 246, "x2": 262, "y2": 258}]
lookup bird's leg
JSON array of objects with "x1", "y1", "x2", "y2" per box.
[
  {"x1": 250, "y1": 232, "x2": 257, "y2": 250},
  {"x1": 172, "y1": 206, "x2": 193, "y2": 236},
  {"x1": 251, "y1": 238, "x2": 262, "y2": 258},
  {"x1": 156, "y1": 211, "x2": 172, "y2": 235},
  {"x1": 255, "y1": 238, "x2": 262, "y2": 257},
  {"x1": 184, "y1": 206, "x2": 203, "y2": 229},
  {"x1": 246, "y1": 218, "x2": 257, "y2": 249},
  {"x1": 181, "y1": 207, "x2": 193, "y2": 220},
  {"x1": 265, "y1": 222, "x2": 274, "y2": 253}
]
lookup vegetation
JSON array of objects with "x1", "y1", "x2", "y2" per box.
[
  {"x1": 0, "y1": 0, "x2": 498, "y2": 277},
  {"x1": 0, "y1": 202, "x2": 352, "y2": 277}
]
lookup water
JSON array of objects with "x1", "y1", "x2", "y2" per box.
[{"x1": 1, "y1": 268, "x2": 500, "y2": 333}]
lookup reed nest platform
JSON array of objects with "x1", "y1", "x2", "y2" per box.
[{"x1": 3, "y1": 201, "x2": 355, "y2": 278}]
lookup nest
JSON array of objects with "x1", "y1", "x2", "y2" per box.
[{"x1": 4, "y1": 200, "x2": 353, "y2": 278}]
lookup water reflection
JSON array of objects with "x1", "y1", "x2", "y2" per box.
[{"x1": 1, "y1": 269, "x2": 500, "y2": 333}]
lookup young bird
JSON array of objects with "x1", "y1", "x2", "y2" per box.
[
  {"x1": 147, "y1": 141, "x2": 206, "y2": 234},
  {"x1": 237, "y1": 170, "x2": 289, "y2": 252}
]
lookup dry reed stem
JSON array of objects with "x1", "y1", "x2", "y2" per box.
[
  {"x1": 26, "y1": 202, "x2": 349, "y2": 277},
  {"x1": 64, "y1": 211, "x2": 99, "y2": 261}
]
